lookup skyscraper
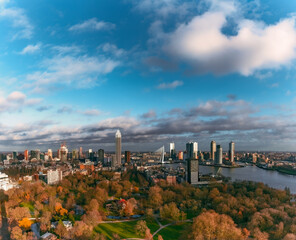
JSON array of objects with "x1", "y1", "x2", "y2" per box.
[
  {"x1": 229, "y1": 141, "x2": 235, "y2": 163},
  {"x1": 187, "y1": 158, "x2": 199, "y2": 184},
  {"x1": 47, "y1": 149, "x2": 53, "y2": 160},
  {"x1": 215, "y1": 145, "x2": 223, "y2": 165},
  {"x1": 60, "y1": 143, "x2": 68, "y2": 161},
  {"x1": 125, "y1": 151, "x2": 131, "y2": 163},
  {"x1": 98, "y1": 149, "x2": 104, "y2": 162},
  {"x1": 186, "y1": 142, "x2": 198, "y2": 159},
  {"x1": 115, "y1": 130, "x2": 122, "y2": 167},
  {"x1": 24, "y1": 150, "x2": 28, "y2": 161},
  {"x1": 211, "y1": 140, "x2": 216, "y2": 161},
  {"x1": 169, "y1": 142, "x2": 175, "y2": 158}
]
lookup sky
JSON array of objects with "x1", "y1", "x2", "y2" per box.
[{"x1": 1, "y1": 0, "x2": 296, "y2": 152}]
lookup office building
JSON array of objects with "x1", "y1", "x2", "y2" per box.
[
  {"x1": 215, "y1": 145, "x2": 223, "y2": 165},
  {"x1": 30, "y1": 150, "x2": 40, "y2": 161},
  {"x1": 125, "y1": 151, "x2": 131, "y2": 163},
  {"x1": 98, "y1": 149, "x2": 104, "y2": 162},
  {"x1": 186, "y1": 142, "x2": 198, "y2": 159},
  {"x1": 48, "y1": 149, "x2": 53, "y2": 160},
  {"x1": 169, "y1": 142, "x2": 175, "y2": 158},
  {"x1": 187, "y1": 159, "x2": 199, "y2": 184},
  {"x1": 211, "y1": 140, "x2": 216, "y2": 161},
  {"x1": 178, "y1": 151, "x2": 183, "y2": 160},
  {"x1": 229, "y1": 141, "x2": 235, "y2": 163},
  {"x1": 115, "y1": 130, "x2": 122, "y2": 167},
  {"x1": 24, "y1": 150, "x2": 28, "y2": 161},
  {"x1": 60, "y1": 143, "x2": 68, "y2": 161}
]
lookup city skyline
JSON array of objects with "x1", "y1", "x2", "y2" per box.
[{"x1": 0, "y1": 0, "x2": 296, "y2": 151}]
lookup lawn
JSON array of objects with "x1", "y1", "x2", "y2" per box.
[
  {"x1": 153, "y1": 222, "x2": 192, "y2": 240},
  {"x1": 94, "y1": 218, "x2": 159, "y2": 240}
]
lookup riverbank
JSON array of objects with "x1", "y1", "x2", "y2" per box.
[{"x1": 256, "y1": 164, "x2": 296, "y2": 176}]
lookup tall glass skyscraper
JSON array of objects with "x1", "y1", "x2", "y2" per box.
[
  {"x1": 115, "y1": 130, "x2": 122, "y2": 167},
  {"x1": 211, "y1": 140, "x2": 216, "y2": 161},
  {"x1": 229, "y1": 141, "x2": 235, "y2": 163}
]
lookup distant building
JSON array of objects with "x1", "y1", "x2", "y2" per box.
[
  {"x1": 166, "y1": 175, "x2": 176, "y2": 185},
  {"x1": 115, "y1": 130, "x2": 122, "y2": 167},
  {"x1": 30, "y1": 149, "x2": 40, "y2": 161},
  {"x1": 178, "y1": 151, "x2": 183, "y2": 160},
  {"x1": 47, "y1": 149, "x2": 53, "y2": 160},
  {"x1": 187, "y1": 159, "x2": 199, "y2": 184},
  {"x1": 79, "y1": 147, "x2": 83, "y2": 159},
  {"x1": 125, "y1": 151, "x2": 131, "y2": 163},
  {"x1": 98, "y1": 149, "x2": 104, "y2": 162},
  {"x1": 211, "y1": 140, "x2": 216, "y2": 161},
  {"x1": 24, "y1": 150, "x2": 28, "y2": 160},
  {"x1": 0, "y1": 172, "x2": 14, "y2": 190},
  {"x1": 60, "y1": 143, "x2": 68, "y2": 161},
  {"x1": 47, "y1": 170, "x2": 63, "y2": 185},
  {"x1": 186, "y1": 142, "x2": 198, "y2": 159},
  {"x1": 229, "y1": 141, "x2": 235, "y2": 163},
  {"x1": 215, "y1": 145, "x2": 223, "y2": 165},
  {"x1": 72, "y1": 149, "x2": 78, "y2": 160},
  {"x1": 169, "y1": 142, "x2": 175, "y2": 158}
]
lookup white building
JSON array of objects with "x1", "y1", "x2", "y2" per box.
[
  {"x1": 47, "y1": 170, "x2": 63, "y2": 185},
  {"x1": 169, "y1": 142, "x2": 175, "y2": 157},
  {"x1": 0, "y1": 172, "x2": 14, "y2": 191}
]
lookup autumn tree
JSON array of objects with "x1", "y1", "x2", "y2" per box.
[
  {"x1": 160, "y1": 202, "x2": 181, "y2": 221},
  {"x1": 190, "y1": 210, "x2": 247, "y2": 240},
  {"x1": 148, "y1": 186, "x2": 163, "y2": 209},
  {"x1": 135, "y1": 220, "x2": 148, "y2": 237},
  {"x1": 10, "y1": 226, "x2": 26, "y2": 240},
  {"x1": 55, "y1": 220, "x2": 68, "y2": 239}
]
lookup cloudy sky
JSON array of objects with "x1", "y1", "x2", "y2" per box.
[{"x1": 0, "y1": 0, "x2": 296, "y2": 152}]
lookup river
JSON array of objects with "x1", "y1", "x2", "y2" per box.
[{"x1": 167, "y1": 163, "x2": 296, "y2": 194}]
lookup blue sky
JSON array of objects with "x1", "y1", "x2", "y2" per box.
[{"x1": 1, "y1": 0, "x2": 296, "y2": 152}]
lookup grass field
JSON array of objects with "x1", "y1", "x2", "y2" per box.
[
  {"x1": 153, "y1": 222, "x2": 192, "y2": 240},
  {"x1": 94, "y1": 218, "x2": 159, "y2": 240}
]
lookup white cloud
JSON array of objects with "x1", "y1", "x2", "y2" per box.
[
  {"x1": 165, "y1": 2, "x2": 296, "y2": 76},
  {"x1": 0, "y1": 7, "x2": 33, "y2": 39},
  {"x1": 51, "y1": 45, "x2": 82, "y2": 55},
  {"x1": 132, "y1": 0, "x2": 193, "y2": 18},
  {"x1": 20, "y1": 43, "x2": 41, "y2": 54},
  {"x1": 157, "y1": 80, "x2": 183, "y2": 89},
  {"x1": 0, "y1": 91, "x2": 41, "y2": 112},
  {"x1": 83, "y1": 109, "x2": 101, "y2": 116},
  {"x1": 69, "y1": 18, "x2": 115, "y2": 32},
  {"x1": 25, "y1": 55, "x2": 120, "y2": 91},
  {"x1": 98, "y1": 43, "x2": 127, "y2": 57}
]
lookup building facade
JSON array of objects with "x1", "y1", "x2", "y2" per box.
[
  {"x1": 211, "y1": 140, "x2": 216, "y2": 161},
  {"x1": 115, "y1": 130, "x2": 122, "y2": 167},
  {"x1": 229, "y1": 141, "x2": 235, "y2": 163}
]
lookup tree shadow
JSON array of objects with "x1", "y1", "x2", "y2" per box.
[{"x1": 0, "y1": 190, "x2": 10, "y2": 240}]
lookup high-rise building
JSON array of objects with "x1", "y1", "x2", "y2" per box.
[
  {"x1": 98, "y1": 149, "x2": 104, "y2": 162},
  {"x1": 79, "y1": 147, "x2": 83, "y2": 159},
  {"x1": 72, "y1": 149, "x2": 78, "y2": 160},
  {"x1": 24, "y1": 150, "x2": 28, "y2": 161},
  {"x1": 60, "y1": 143, "x2": 68, "y2": 161},
  {"x1": 125, "y1": 151, "x2": 131, "y2": 163},
  {"x1": 215, "y1": 145, "x2": 223, "y2": 165},
  {"x1": 30, "y1": 150, "x2": 40, "y2": 161},
  {"x1": 211, "y1": 140, "x2": 216, "y2": 161},
  {"x1": 115, "y1": 130, "x2": 122, "y2": 167},
  {"x1": 47, "y1": 149, "x2": 53, "y2": 160},
  {"x1": 229, "y1": 141, "x2": 235, "y2": 163},
  {"x1": 12, "y1": 151, "x2": 17, "y2": 160},
  {"x1": 178, "y1": 151, "x2": 183, "y2": 160},
  {"x1": 169, "y1": 142, "x2": 175, "y2": 158},
  {"x1": 186, "y1": 142, "x2": 198, "y2": 159},
  {"x1": 187, "y1": 159, "x2": 199, "y2": 184}
]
